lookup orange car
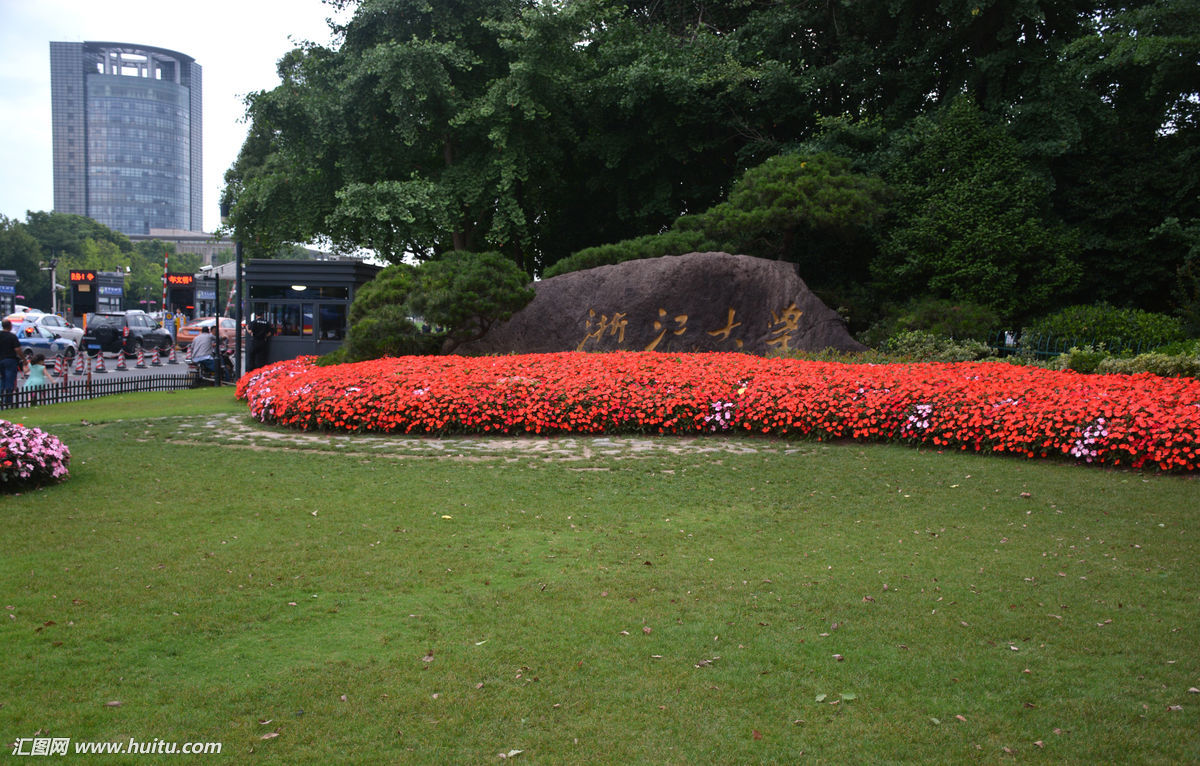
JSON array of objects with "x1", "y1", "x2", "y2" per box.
[{"x1": 176, "y1": 316, "x2": 241, "y2": 349}]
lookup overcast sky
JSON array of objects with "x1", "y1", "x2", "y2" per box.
[{"x1": 0, "y1": 0, "x2": 350, "y2": 233}]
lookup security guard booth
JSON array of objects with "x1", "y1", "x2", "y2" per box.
[
  {"x1": 164, "y1": 272, "x2": 199, "y2": 315},
  {"x1": 244, "y1": 259, "x2": 382, "y2": 364},
  {"x1": 70, "y1": 270, "x2": 125, "y2": 323},
  {"x1": 0, "y1": 271, "x2": 17, "y2": 315}
]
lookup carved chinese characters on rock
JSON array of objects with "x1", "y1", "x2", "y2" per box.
[
  {"x1": 577, "y1": 305, "x2": 800, "y2": 352},
  {"x1": 644, "y1": 308, "x2": 688, "y2": 351},
  {"x1": 764, "y1": 303, "x2": 804, "y2": 352},
  {"x1": 576, "y1": 310, "x2": 629, "y2": 351}
]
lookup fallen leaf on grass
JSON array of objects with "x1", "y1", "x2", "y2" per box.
[
  {"x1": 103, "y1": 701, "x2": 122, "y2": 707},
  {"x1": 956, "y1": 715, "x2": 967, "y2": 722},
  {"x1": 422, "y1": 650, "x2": 435, "y2": 663},
  {"x1": 498, "y1": 749, "x2": 522, "y2": 759},
  {"x1": 753, "y1": 730, "x2": 763, "y2": 740},
  {"x1": 261, "y1": 732, "x2": 280, "y2": 740}
]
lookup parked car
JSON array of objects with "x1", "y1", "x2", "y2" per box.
[
  {"x1": 19, "y1": 325, "x2": 78, "y2": 360},
  {"x1": 81, "y1": 311, "x2": 174, "y2": 355},
  {"x1": 10, "y1": 312, "x2": 84, "y2": 345},
  {"x1": 176, "y1": 316, "x2": 241, "y2": 349},
  {"x1": 4, "y1": 309, "x2": 47, "y2": 334}
]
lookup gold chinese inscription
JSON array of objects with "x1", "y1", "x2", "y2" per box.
[
  {"x1": 644, "y1": 308, "x2": 688, "y2": 352},
  {"x1": 576, "y1": 309, "x2": 629, "y2": 351},
  {"x1": 764, "y1": 302, "x2": 804, "y2": 352},
  {"x1": 577, "y1": 304, "x2": 802, "y2": 352}
]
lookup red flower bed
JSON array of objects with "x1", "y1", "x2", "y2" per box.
[{"x1": 237, "y1": 352, "x2": 1200, "y2": 472}]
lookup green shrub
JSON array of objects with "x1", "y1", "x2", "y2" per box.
[
  {"x1": 1051, "y1": 346, "x2": 1111, "y2": 374},
  {"x1": 861, "y1": 297, "x2": 1000, "y2": 347},
  {"x1": 884, "y1": 330, "x2": 993, "y2": 362},
  {"x1": 544, "y1": 229, "x2": 710, "y2": 278},
  {"x1": 1023, "y1": 304, "x2": 1187, "y2": 355},
  {"x1": 1095, "y1": 353, "x2": 1200, "y2": 378},
  {"x1": 341, "y1": 306, "x2": 442, "y2": 362},
  {"x1": 1151, "y1": 338, "x2": 1200, "y2": 356}
]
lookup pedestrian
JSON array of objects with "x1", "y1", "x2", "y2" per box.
[
  {"x1": 190, "y1": 325, "x2": 217, "y2": 376},
  {"x1": 247, "y1": 314, "x2": 274, "y2": 371},
  {"x1": 0, "y1": 319, "x2": 22, "y2": 408},
  {"x1": 23, "y1": 353, "x2": 46, "y2": 406}
]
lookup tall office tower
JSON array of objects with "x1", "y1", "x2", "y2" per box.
[{"x1": 50, "y1": 41, "x2": 202, "y2": 235}]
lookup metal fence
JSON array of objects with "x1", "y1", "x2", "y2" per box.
[
  {"x1": 3, "y1": 371, "x2": 201, "y2": 409},
  {"x1": 989, "y1": 332, "x2": 1157, "y2": 359}
]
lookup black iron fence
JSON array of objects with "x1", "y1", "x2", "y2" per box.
[
  {"x1": 988, "y1": 332, "x2": 1159, "y2": 359},
  {"x1": 3, "y1": 370, "x2": 201, "y2": 409}
]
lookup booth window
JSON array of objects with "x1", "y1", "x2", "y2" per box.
[
  {"x1": 319, "y1": 305, "x2": 347, "y2": 340},
  {"x1": 253, "y1": 302, "x2": 313, "y2": 337}
]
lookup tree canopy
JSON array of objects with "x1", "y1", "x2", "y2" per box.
[{"x1": 225, "y1": 0, "x2": 1199, "y2": 325}]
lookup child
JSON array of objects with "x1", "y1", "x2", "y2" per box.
[{"x1": 23, "y1": 353, "x2": 46, "y2": 406}]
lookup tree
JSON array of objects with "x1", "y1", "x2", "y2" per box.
[
  {"x1": 0, "y1": 216, "x2": 49, "y2": 309},
  {"x1": 874, "y1": 98, "x2": 1080, "y2": 322},
  {"x1": 341, "y1": 251, "x2": 533, "y2": 360},
  {"x1": 408, "y1": 251, "x2": 535, "y2": 353},
  {"x1": 677, "y1": 153, "x2": 888, "y2": 283}
]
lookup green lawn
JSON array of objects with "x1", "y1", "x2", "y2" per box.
[{"x1": 2, "y1": 390, "x2": 1197, "y2": 764}]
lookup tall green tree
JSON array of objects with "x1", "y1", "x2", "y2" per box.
[
  {"x1": 0, "y1": 216, "x2": 49, "y2": 309},
  {"x1": 874, "y1": 98, "x2": 1081, "y2": 322}
]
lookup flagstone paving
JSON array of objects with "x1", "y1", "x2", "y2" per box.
[{"x1": 165, "y1": 414, "x2": 818, "y2": 462}]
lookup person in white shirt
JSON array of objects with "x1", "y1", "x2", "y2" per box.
[{"x1": 189, "y1": 325, "x2": 217, "y2": 375}]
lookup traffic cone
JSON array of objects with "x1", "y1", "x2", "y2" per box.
[
  {"x1": 150, "y1": 348, "x2": 162, "y2": 366},
  {"x1": 93, "y1": 352, "x2": 107, "y2": 374},
  {"x1": 135, "y1": 347, "x2": 147, "y2": 369},
  {"x1": 115, "y1": 350, "x2": 128, "y2": 371},
  {"x1": 53, "y1": 355, "x2": 64, "y2": 378},
  {"x1": 73, "y1": 351, "x2": 86, "y2": 374},
  {"x1": 167, "y1": 345, "x2": 179, "y2": 364}
]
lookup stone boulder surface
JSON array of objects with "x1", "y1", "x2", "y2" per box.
[{"x1": 459, "y1": 252, "x2": 865, "y2": 355}]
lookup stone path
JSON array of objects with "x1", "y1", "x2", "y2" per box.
[{"x1": 167, "y1": 414, "x2": 815, "y2": 462}]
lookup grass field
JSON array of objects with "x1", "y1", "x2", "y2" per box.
[{"x1": 2, "y1": 389, "x2": 1197, "y2": 763}]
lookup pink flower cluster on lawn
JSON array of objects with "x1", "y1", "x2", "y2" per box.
[
  {"x1": 237, "y1": 352, "x2": 1200, "y2": 472},
  {"x1": 0, "y1": 420, "x2": 71, "y2": 491}
]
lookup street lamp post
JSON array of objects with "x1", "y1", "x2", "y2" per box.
[
  {"x1": 40, "y1": 257, "x2": 59, "y2": 314},
  {"x1": 219, "y1": 199, "x2": 243, "y2": 380}
]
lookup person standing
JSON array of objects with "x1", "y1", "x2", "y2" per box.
[
  {"x1": 23, "y1": 353, "x2": 46, "y2": 407},
  {"x1": 0, "y1": 319, "x2": 22, "y2": 408},
  {"x1": 247, "y1": 314, "x2": 274, "y2": 372}
]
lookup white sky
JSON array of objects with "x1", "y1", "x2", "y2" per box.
[{"x1": 0, "y1": 0, "x2": 351, "y2": 233}]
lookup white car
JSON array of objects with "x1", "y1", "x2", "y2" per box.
[{"x1": 9, "y1": 312, "x2": 85, "y2": 345}]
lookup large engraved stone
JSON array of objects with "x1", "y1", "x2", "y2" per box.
[{"x1": 459, "y1": 252, "x2": 865, "y2": 355}]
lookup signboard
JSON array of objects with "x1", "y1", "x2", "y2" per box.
[
  {"x1": 70, "y1": 270, "x2": 97, "y2": 283},
  {"x1": 166, "y1": 273, "x2": 195, "y2": 286}
]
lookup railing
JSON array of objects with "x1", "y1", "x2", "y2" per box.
[
  {"x1": 989, "y1": 332, "x2": 1155, "y2": 359},
  {"x1": 3, "y1": 370, "x2": 201, "y2": 409}
]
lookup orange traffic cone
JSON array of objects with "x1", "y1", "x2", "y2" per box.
[
  {"x1": 167, "y1": 345, "x2": 179, "y2": 364},
  {"x1": 135, "y1": 347, "x2": 147, "y2": 369},
  {"x1": 73, "y1": 351, "x2": 86, "y2": 374},
  {"x1": 115, "y1": 350, "x2": 128, "y2": 371},
  {"x1": 150, "y1": 348, "x2": 162, "y2": 366},
  {"x1": 93, "y1": 352, "x2": 107, "y2": 374}
]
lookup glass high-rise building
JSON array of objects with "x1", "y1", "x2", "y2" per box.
[{"x1": 50, "y1": 41, "x2": 202, "y2": 235}]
